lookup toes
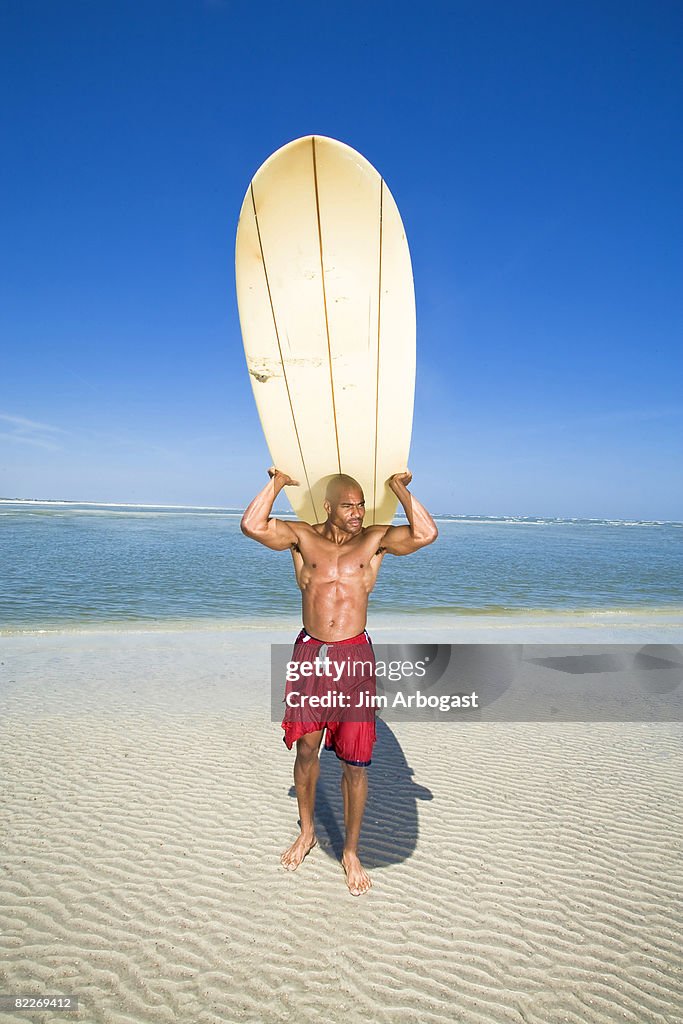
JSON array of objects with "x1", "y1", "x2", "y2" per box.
[
  {"x1": 280, "y1": 851, "x2": 296, "y2": 869},
  {"x1": 281, "y1": 837, "x2": 316, "y2": 871},
  {"x1": 342, "y1": 859, "x2": 372, "y2": 895}
]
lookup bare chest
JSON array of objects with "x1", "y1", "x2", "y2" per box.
[{"x1": 292, "y1": 537, "x2": 381, "y2": 586}]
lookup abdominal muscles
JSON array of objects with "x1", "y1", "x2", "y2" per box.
[{"x1": 299, "y1": 572, "x2": 374, "y2": 641}]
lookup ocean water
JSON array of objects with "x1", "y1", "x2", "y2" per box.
[{"x1": 1, "y1": 501, "x2": 682, "y2": 631}]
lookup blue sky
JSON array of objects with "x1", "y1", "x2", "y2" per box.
[{"x1": 1, "y1": 0, "x2": 681, "y2": 518}]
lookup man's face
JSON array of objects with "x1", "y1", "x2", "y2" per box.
[{"x1": 326, "y1": 487, "x2": 366, "y2": 534}]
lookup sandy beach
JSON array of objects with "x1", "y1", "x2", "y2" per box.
[{"x1": 1, "y1": 617, "x2": 682, "y2": 1023}]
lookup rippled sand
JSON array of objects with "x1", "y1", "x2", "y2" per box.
[{"x1": 1, "y1": 626, "x2": 681, "y2": 1023}]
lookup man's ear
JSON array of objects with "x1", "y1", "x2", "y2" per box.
[{"x1": 323, "y1": 499, "x2": 331, "y2": 515}]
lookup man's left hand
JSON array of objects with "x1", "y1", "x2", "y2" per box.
[{"x1": 388, "y1": 470, "x2": 412, "y2": 492}]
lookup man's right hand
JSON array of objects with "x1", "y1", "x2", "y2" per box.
[
  {"x1": 241, "y1": 470, "x2": 300, "y2": 550},
  {"x1": 268, "y1": 467, "x2": 299, "y2": 488}
]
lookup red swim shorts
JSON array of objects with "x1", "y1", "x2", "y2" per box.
[{"x1": 281, "y1": 627, "x2": 377, "y2": 767}]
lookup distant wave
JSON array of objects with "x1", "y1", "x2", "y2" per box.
[
  {"x1": 0, "y1": 501, "x2": 246, "y2": 518},
  {"x1": 429, "y1": 515, "x2": 680, "y2": 527},
  {"x1": 1, "y1": 500, "x2": 680, "y2": 527},
  {"x1": 0, "y1": 499, "x2": 235, "y2": 510}
]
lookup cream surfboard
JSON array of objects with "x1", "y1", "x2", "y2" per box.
[{"x1": 235, "y1": 135, "x2": 415, "y2": 525}]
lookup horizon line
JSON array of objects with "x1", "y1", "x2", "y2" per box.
[{"x1": 1, "y1": 498, "x2": 680, "y2": 526}]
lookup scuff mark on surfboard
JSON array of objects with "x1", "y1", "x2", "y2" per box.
[
  {"x1": 248, "y1": 357, "x2": 322, "y2": 383},
  {"x1": 247, "y1": 358, "x2": 280, "y2": 383},
  {"x1": 249, "y1": 368, "x2": 271, "y2": 383},
  {"x1": 284, "y1": 357, "x2": 323, "y2": 367}
]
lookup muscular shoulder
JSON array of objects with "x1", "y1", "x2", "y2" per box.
[
  {"x1": 288, "y1": 520, "x2": 320, "y2": 551},
  {"x1": 293, "y1": 521, "x2": 326, "y2": 540}
]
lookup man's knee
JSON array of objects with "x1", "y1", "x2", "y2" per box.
[
  {"x1": 295, "y1": 733, "x2": 322, "y2": 762},
  {"x1": 342, "y1": 762, "x2": 367, "y2": 784}
]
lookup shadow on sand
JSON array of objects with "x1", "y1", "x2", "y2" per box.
[{"x1": 526, "y1": 644, "x2": 683, "y2": 695}]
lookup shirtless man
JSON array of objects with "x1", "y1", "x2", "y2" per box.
[{"x1": 240, "y1": 468, "x2": 438, "y2": 895}]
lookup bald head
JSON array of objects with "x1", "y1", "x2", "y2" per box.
[{"x1": 325, "y1": 474, "x2": 363, "y2": 503}]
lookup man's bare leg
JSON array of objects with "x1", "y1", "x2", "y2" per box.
[
  {"x1": 340, "y1": 763, "x2": 372, "y2": 895},
  {"x1": 281, "y1": 730, "x2": 323, "y2": 870}
]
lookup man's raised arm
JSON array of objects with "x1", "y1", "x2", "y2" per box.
[
  {"x1": 240, "y1": 468, "x2": 299, "y2": 551},
  {"x1": 379, "y1": 471, "x2": 438, "y2": 556}
]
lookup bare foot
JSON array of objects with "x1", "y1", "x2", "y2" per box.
[
  {"x1": 280, "y1": 833, "x2": 317, "y2": 871},
  {"x1": 341, "y1": 851, "x2": 372, "y2": 896}
]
